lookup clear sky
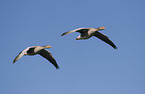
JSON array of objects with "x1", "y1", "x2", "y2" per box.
[{"x1": 0, "y1": 0, "x2": 145, "y2": 94}]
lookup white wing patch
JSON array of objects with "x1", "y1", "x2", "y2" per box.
[
  {"x1": 61, "y1": 28, "x2": 89, "y2": 36},
  {"x1": 13, "y1": 47, "x2": 31, "y2": 63}
]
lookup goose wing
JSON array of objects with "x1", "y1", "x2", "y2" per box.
[
  {"x1": 13, "y1": 47, "x2": 30, "y2": 63},
  {"x1": 61, "y1": 28, "x2": 89, "y2": 36},
  {"x1": 39, "y1": 49, "x2": 59, "y2": 69},
  {"x1": 94, "y1": 31, "x2": 117, "y2": 49}
]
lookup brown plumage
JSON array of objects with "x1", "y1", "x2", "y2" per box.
[
  {"x1": 13, "y1": 45, "x2": 59, "y2": 69},
  {"x1": 61, "y1": 27, "x2": 117, "y2": 49}
]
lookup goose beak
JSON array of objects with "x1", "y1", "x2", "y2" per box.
[
  {"x1": 48, "y1": 46, "x2": 52, "y2": 48},
  {"x1": 102, "y1": 27, "x2": 106, "y2": 29},
  {"x1": 101, "y1": 27, "x2": 106, "y2": 30}
]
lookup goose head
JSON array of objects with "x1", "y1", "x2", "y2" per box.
[
  {"x1": 43, "y1": 45, "x2": 52, "y2": 49},
  {"x1": 97, "y1": 27, "x2": 106, "y2": 30}
]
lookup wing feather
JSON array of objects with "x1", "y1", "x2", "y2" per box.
[
  {"x1": 94, "y1": 31, "x2": 117, "y2": 49},
  {"x1": 61, "y1": 28, "x2": 89, "y2": 36},
  {"x1": 13, "y1": 47, "x2": 30, "y2": 63},
  {"x1": 38, "y1": 49, "x2": 59, "y2": 69}
]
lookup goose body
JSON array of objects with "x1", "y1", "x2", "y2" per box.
[
  {"x1": 61, "y1": 27, "x2": 117, "y2": 49},
  {"x1": 13, "y1": 45, "x2": 59, "y2": 69}
]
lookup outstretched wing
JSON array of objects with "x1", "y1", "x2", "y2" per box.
[
  {"x1": 13, "y1": 47, "x2": 30, "y2": 63},
  {"x1": 61, "y1": 28, "x2": 89, "y2": 36},
  {"x1": 39, "y1": 49, "x2": 59, "y2": 69},
  {"x1": 94, "y1": 31, "x2": 117, "y2": 49}
]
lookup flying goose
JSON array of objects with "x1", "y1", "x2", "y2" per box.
[
  {"x1": 13, "y1": 45, "x2": 59, "y2": 69},
  {"x1": 61, "y1": 27, "x2": 117, "y2": 49}
]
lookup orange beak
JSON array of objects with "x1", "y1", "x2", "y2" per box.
[
  {"x1": 48, "y1": 46, "x2": 52, "y2": 48},
  {"x1": 102, "y1": 27, "x2": 106, "y2": 29}
]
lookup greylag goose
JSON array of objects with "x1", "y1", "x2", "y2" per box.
[
  {"x1": 13, "y1": 45, "x2": 59, "y2": 69},
  {"x1": 61, "y1": 27, "x2": 117, "y2": 49}
]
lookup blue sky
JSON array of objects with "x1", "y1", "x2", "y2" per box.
[{"x1": 0, "y1": 0, "x2": 145, "y2": 94}]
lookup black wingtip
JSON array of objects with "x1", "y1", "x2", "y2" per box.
[
  {"x1": 61, "y1": 32, "x2": 69, "y2": 36},
  {"x1": 13, "y1": 61, "x2": 15, "y2": 64},
  {"x1": 61, "y1": 33, "x2": 65, "y2": 36},
  {"x1": 114, "y1": 46, "x2": 118, "y2": 50},
  {"x1": 56, "y1": 66, "x2": 60, "y2": 69}
]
